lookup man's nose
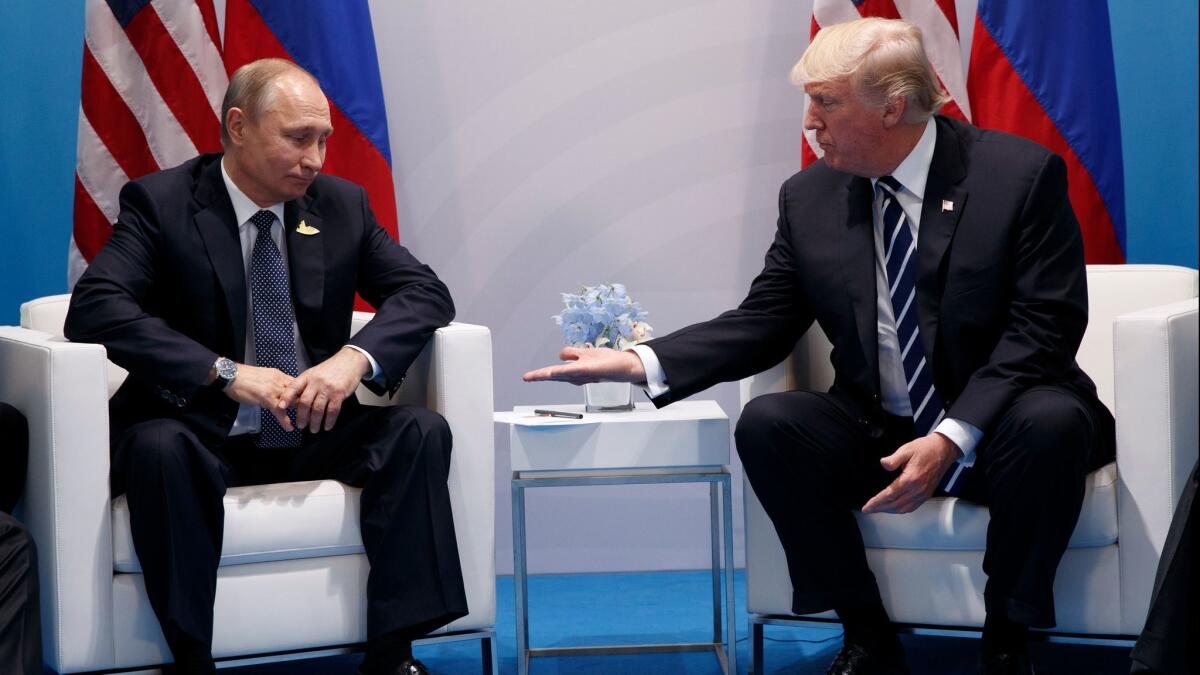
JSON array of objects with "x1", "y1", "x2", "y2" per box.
[
  {"x1": 301, "y1": 141, "x2": 324, "y2": 172},
  {"x1": 804, "y1": 105, "x2": 822, "y2": 131}
]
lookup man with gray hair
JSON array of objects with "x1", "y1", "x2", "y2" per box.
[
  {"x1": 526, "y1": 17, "x2": 1113, "y2": 675},
  {"x1": 66, "y1": 58, "x2": 464, "y2": 675}
]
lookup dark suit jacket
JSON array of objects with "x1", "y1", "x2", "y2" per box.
[
  {"x1": 65, "y1": 153, "x2": 455, "y2": 448},
  {"x1": 647, "y1": 116, "x2": 1102, "y2": 437}
]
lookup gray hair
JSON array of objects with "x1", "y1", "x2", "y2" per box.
[
  {"x1": 220, "y1": 58, "x2": 320, "y2": 145},
  {"x1": 791, "y1": 17, "x2": 950, "y2": 123}
]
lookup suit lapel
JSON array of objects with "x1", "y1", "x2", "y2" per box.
[
  {"x1": 915, "y1": 118, "x2": 968, "y2": 370},
  {"x1": 283, "y1": 198, "x2": 325, "y2": 356},
  {"x1": 841, "y1": 176, "x2": 881, "y2": 388},
  {"x1": 192, "y1": 158, "x2": 248, "y2": 360}
]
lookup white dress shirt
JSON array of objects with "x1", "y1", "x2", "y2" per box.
[
  {"x1": 220, "y1": 159, "x2": 381, "y2": 436},
  {"x1": 633, "y1": 118, "x2": 981, "y2": 462}
]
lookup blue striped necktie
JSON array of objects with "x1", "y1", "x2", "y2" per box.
[
  {"x1": 876, "y1": 177, "x2": 967, "y2": 495},
  {"x1": 249, "y1": 210, "x2": 303, "y2": 448}
]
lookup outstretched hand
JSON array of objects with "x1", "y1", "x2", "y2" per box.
[
  {"x1": 862, "y1": 433, "x2": 961, "y2": 514},
  {"x1": 522, "y1": 346, "x2": 647, "y2": 386}
]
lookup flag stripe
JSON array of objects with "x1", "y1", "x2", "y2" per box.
[
  {"x1": 974, "y1": 0, "x2": 1126, "y2": 242},
  {"x1": 84, "y1": 0, "x2": 198, "y2": 167},
  {"x1": 893, "y1": 0, "x2": 971, "y2": 120},
  {"x1": 150, "y1": 0, "x2": 228, "y2": 116},
  {"x1": 968, "y1": 21, "x2": 1125, "y2": 263},
  {"x1": 237, "y1": 0, "x2": 393, "y2": 163},
  {"x1": 80, "y1": 48, "x2": 158, "y2": 179},
  {"x1": 223, "y1": 0, "x2": 400, "y2": 243},
  {"x1": 73, "y1": 177, "x2": 114, "y2": 261},
  {"x1": 76, "y1": 110, "x2": 131, "y2": 221},
  {"x1": 124, "y1": 5, "x2": 222, "y2": 152},
  {"x1": 194, "y1": 0, "x2": 222, "y2": 59},
  {"x1": 73, "y1": 0, "x2": 224, "y2": 284},
  {"x1": 856, "y1": 0, "x2": 902, "y2": 21}
]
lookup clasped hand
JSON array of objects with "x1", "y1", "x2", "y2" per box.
[
  {"x1": 861, "y1": 433, "x2": 961, "y2": 514},
  {"x1": 222, "y1": 346, "x2": 370, "y2": 433}
]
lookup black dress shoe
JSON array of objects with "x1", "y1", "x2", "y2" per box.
[
  {"x1": 826, "y1": 642, "x2": 910, "y2": 675},
  {"x1": 981, "y1": 650, "x2": 1034, "y2": 675},
  {"x1": 358, "y1": 657, "x2": 430, "y2": 675}
]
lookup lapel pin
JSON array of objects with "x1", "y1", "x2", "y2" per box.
[
  {"x1": 295, "y1": 219, "x2": 320, "y2": 236},
  {"x1": 941, "y1": 199, "x2": 954, "y2": 213}
]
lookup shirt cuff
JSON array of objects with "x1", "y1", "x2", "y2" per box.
[
  {"x1": 935, "y1": 417, "x2": 982, "y2": 465},
  {"x1": 344, "y1": 345, "x2": 383, "y2": 384},
  {"x1": 629, "y1": 344, "x2": 670, "y2": 399}
]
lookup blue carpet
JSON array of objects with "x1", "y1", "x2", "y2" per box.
[{"x1": 225, "y1": 570, "x2": 1133, "y2": 674}]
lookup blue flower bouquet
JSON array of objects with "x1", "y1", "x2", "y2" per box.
[{"x1": 553, "y1": 283, "x2": 653, "y2": 411}]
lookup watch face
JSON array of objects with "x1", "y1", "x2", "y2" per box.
[{"x1": 217, "y1": 358, "x2": 236, "y2": 381}]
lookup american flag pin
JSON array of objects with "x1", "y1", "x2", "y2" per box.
[{"x1": 941, "y1": 199, "x2": 954, "y2": 213}]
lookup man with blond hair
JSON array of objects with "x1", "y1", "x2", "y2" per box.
[
  {"x1": 66, "y1": 59, "x2": 464, "y2": 675},
  {"x1": 526, "y1": 18, "x2": 1113, "y2": 675}
]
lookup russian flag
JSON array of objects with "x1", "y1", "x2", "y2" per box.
[
  {"x1": 968, "y1": 0, "x2": 1126, "y2": 263},
  {"x1": 223, "y1": 0, "x2": 399, "y2": 255}
]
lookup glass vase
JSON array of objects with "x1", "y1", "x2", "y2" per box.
[{"x1": 584, "y1": 381, "x2": 634, "y2": 412}]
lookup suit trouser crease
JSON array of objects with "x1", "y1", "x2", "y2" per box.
[
  {"x1": 735, "y1": 385, "x2": 1112, "y2": 629},
  {"x1": 114, "y1": 401, "x2": 468, "y2": 656}
]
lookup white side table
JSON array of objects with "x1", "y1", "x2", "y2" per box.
[{"x1": 495, "y1": 400, "x2": 737, "y2": 675}]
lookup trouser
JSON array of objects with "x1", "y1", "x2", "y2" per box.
[
  {"x1": 0, "y1": 513, "x2": 41, "y2": 675},
  {"x1": 1, "y1": 401, "x2": 41, "y2": 675},
  {"x1": 736, "y1": 385, "x2": 1114, "y2": 628},
  {"x1": 111, "y1": 398, "x2": 468, "y2": 657}
]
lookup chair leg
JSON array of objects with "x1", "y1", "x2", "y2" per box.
[
  {"x1": 750, "y1": 618, "x2": 764, "y2": 674},
  {"x1": 481, "y1": 634, "x2": 499, "y2": 675}
]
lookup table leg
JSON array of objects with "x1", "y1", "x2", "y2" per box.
[
  {"x1": 751, "y1": 618, "x2": 764, "y2": 674},
  {"x1": 512, "y1": 480, "x2": 530, "y2": 675},
  {"x1": 710, "y1": 480, "x2": 722, "y2": 644},
  {"x1": 722, "y1": 474, "x2": 738, "y2": 675}
]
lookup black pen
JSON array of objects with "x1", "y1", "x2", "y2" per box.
[{"x1": 533, "y1": 409, "x2": 584, "y2": 419}]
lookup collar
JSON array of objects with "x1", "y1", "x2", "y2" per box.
[
  {"x1": 870, "y1": 117, "x2": 937, "y2": 199},
  {"x1": 220, "y1": 157, "x2": 285, "y2": 229}
]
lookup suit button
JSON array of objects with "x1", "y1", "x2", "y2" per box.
[
  {"x1": 175, "y1": 397, "x2": 187, "y2": 408},
  {"x1": 160, "y1": 390, "x2": 171, "y2": 400},
  {"x1": 858, "y1": 418, "x2": 869, "y2": 426}
]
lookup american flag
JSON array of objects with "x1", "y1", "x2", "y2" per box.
[
  {"x1": 801, "y1": 0, "x2": 970, "y2": 167},
  {"x1": 71, "y1": 0, "x2": 226, "y2": 286}
]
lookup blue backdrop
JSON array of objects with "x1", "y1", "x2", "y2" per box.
[{"x1": 0, "y1": 1, "x2": 1195, "y2": 324}]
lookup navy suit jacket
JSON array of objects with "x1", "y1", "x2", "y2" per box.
[
  {"x1": 647, "y1": 116, "x2": 1104, "y2": 437},
  {"x1": 65, "y1": 153, "x2": 454, "y2": 448}
]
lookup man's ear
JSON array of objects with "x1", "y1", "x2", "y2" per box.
[
  {"x1": 225, "y1": 107, "x2": 247, "y2": 146},
  {"x1": 881, "y1": 95, "x2": 907, "y2": 129}
]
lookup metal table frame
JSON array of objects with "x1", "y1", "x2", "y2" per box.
[{"x1": 512, "y1": 468, "x2": 737, "y2": 675}]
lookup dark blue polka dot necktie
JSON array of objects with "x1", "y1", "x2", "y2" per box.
[{"x1": 249, "y1": 210, "x2": 302, "y2": 448}]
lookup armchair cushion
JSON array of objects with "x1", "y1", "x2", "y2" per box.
[{"x1": 112, "y1": 480, "x2": 364, "y2": 572}]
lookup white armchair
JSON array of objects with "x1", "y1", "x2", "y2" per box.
[
  {"x1": 740, "y1": 264, "x2": 1199, "y2": 673},
  {"x1": 0, "y1": 294, "x2": 497, "y2": 674}
]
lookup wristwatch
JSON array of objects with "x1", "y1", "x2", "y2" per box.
[{"x1": 213, "y1": 357, "x2": 238, "y2": 389}]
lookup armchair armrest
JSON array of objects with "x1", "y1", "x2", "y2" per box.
[
  {"x1": 1114, "y1": 297, "x2": 1199, "y2": 634},
  {"x1": 0, "y1": 326, "x2": 116, "y2": 669},
  {"x1": 738, "y1": 329, "x2": 835, "y2": 408},
  {"x1": 350, "y1": 316, "x2": 497, "y2": 629}
]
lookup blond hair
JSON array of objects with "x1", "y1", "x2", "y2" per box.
[
  {"x1": 791, "y1": 17, "x2": 949, "y2": 123},
  {"x1": 220, "y1": 58, "x2": 320, "y2": 145}
]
